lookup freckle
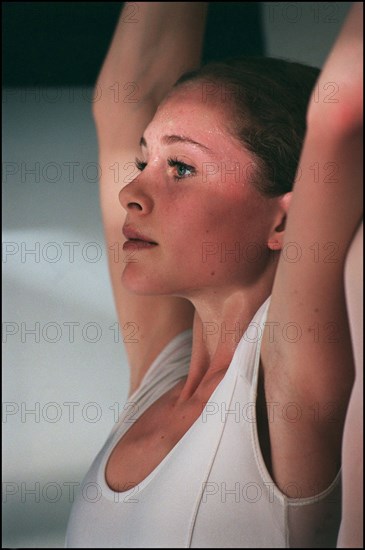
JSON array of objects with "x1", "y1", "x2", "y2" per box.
[
  {"x1": 161, "y1": 435, "x2": 165, "y2": 439},
  {"x1": 206, "y1": 229, "x2": 210, "y2": 234},
  {"x1": 210, "y1": 271, "x2": 215, "y2": 276},
  {"x1": 315, "y1": 308, "x2": 319, "y2": 313}
]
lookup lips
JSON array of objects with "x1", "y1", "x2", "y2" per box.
[{"x1": 122, "y1": 225, "x2": 158, "y2": 245}]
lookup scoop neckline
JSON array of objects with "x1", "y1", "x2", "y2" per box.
[
  {"x1": 98, "y1": 296, "x2": 271, "y2": 501},
  {"x1": 98, "y1": 335, "x2": 240, "y2": 501}
]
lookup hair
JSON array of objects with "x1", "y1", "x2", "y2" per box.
[{"x1": 173, "y1": 56, "x2": 320, "y2": 197}]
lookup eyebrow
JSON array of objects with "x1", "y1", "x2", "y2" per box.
[{"x1": 139, "y1": 135, "x2": 214, "y2": 156}]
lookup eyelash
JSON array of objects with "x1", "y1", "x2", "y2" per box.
[{"x1": 134, "y1": 156, "x2": 196, "y2": 181}]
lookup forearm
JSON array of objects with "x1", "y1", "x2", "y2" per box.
[
  {"x1": 307, "y1": 2, "x2": 363, "y2": 135},
  {"x1": 94, "y1": 2, "x2": 208, "y2": 112}
]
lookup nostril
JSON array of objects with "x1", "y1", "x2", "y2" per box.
[{"x1": 127, "y1": 202, "x2": 143, "y2": 210}]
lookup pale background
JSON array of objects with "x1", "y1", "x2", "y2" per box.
[{"x1": 2, "y1": 2, "x2": 352, "y2": 547}]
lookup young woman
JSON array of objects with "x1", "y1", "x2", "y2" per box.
[{"x1": 66, "y1": 2, "x2": 363, "y2": 547}]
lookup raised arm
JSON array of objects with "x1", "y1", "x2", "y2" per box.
[
  {"x1": 311, "y1": 4, "x2": 364, "y2": 546},
  {"x1": 261, "y1": 0, "x2": 363, "y2": 500},
  {"x1": 93, "y1": 2, "x2": 208, "y2": 396}
]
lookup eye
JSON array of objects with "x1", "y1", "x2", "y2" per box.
[
  {"x1": 167, "y1": 157, "x2": 196, "y2": 180},
  {"x1": 134, "y1": 156, "x2": 196, "y2": 181}
]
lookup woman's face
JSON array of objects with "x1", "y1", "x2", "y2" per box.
[{"x1": 119, "y1": 85, "x2": 278, "y2": 297}]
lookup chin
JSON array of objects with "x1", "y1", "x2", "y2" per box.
[
  {"x1": 121, "y1": 266, "x2": 170, "y2": 296},
  {"x1": 121, "y1": 265, "x2": 194, "y2": 298}
]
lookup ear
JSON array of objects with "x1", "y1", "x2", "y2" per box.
[{"x1": 267, "y1": 192, "x2": 292, "y2": 251}]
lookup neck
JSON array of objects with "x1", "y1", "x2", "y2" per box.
[{"x1": 176, "y1": 261, "x2": 277, "y2": 404}]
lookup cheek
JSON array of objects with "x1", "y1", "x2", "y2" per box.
[
  {"x1": 164, "y1": 204, "x2": 253, "y2": 275},
  {"x1": 158, "y1": 186, "x2": 270, "y2": 265},
  {"x1": 195, "y1": 194, "x2": 267, "y2": 244}
]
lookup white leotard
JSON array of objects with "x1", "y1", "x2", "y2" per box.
[{"x1": 65, "y1": 296, "x2": 341, "y2": 548}]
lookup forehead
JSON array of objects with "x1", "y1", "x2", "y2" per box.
[
  {"x1": 143, "y1": 85, "x2": 241, "y2": 155},
  {"x1": 153, "y1": 85, "x2": 225, "y2": 126}
]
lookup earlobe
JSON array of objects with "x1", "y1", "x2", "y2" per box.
[
  {"x1": 267, "y1": 239, "x2": 282, "y2": 251},
  {"x1": 267, "y1": 215, "x2": 286, "y2": 251},
  {"x1": 267, "y1": 192, "x2": 292, "y2": 251}
]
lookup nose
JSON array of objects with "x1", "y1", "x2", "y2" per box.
[{"x1": 119, "y1": 178, "x2": 153, "y2": 214}]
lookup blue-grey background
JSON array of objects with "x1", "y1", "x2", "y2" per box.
[{"x1": 2, "y1": 2, "x2": 352, "y2": 547}]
